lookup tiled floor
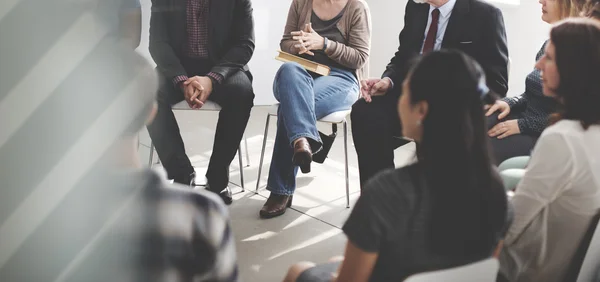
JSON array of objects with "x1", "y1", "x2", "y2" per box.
[{"x1": 138, "y1": 106, "x2": 416, "y2": 282}]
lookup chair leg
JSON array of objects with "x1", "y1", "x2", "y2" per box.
[
  {"x1": 343, "y1": 121, "x2": 350, "y2": 208},
  {"x1": 256, "y1": 114, "x2": 271, "y2": 193},
  {"x1": 244, "y1": 136, "x2": 250, "y2": 167},
  {"x1": 238, "y1": 146, "x2": 245, "y2": 191},
  {"x1": 148, "y1": 141, "x2": 154, "y2": 168}
]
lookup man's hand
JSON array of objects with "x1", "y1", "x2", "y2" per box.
[
  {"x1": 360, "y1": 78, "x2": 392, "y2": 103},
  {"x1": 184, "y1": 76, "x2": 213, "y2": 109},
  {"x1": 488, "y1": 119, "x2": 520, "y2": 139},
  {"x1": 181, "y1": 81, "x2": 203, "y2": 109},
  {"x1": 291, "y1": 23, "x2": 324, "y2": 56},
  {"x1": 485, "y1": 100, "x2": 511, "y2": 118}
]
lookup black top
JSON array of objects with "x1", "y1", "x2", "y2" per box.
[
  {"x1": 342, "y1": 164, "x2": 510, "y2": 281},
  {"x1": 502, "y1": 41, "x2": 559, "y2": 136},
  {"x1": 299, "y1": 7, "x2": 352, "y2": 72}
]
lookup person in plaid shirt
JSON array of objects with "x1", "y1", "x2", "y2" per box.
[{"x1": 0, "y1": 0, "x2": 239, "y2": 280}]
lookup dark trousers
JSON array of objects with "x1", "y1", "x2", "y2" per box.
[
  {"x1": 351, "y1": 94, "x2": 403, "y2": 187},
  {"x1": 487, "y1": 112, "x2": 538, "y2": 165},
  {"x1": 147, "y1": 58, "x2": 254, "y2": 189}
]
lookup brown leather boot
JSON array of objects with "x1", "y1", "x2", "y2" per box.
[
  {"x1": 292, "y1": 138, "x2": 312, "y2": 173},
  {"x1": 259, "y1": 194, "x2": 293, "y2": 219}
]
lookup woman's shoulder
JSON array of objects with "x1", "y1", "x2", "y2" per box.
[
  {"x1": 347, "y1": 0, "x2": 370, "y2": 14},
  {"x1": 543, "y1": 119, "x2": 589, "y2": 136}
]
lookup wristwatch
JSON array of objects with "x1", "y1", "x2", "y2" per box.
[{"x1": 322, "y1": 37, "x2": 329, "y2": 51}]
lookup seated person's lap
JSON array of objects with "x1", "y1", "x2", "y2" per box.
[{"x1": 155, "y1": 70, "x2": 254, "y2": 109}]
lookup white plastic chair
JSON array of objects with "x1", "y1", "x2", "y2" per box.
[
  {"x1": 148, "y1": 100, "x2": 250, "y2": 190},
  {"x1": 403, "y1": 258, "x2": 499, "y2": 282},
  {"x1": 255, "y1": 104, "x2": 352, "y2": 208}
]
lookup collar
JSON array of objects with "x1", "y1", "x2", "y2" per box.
[{"x1": 429, "y1": 0, "x2": 457, "y2": 18}]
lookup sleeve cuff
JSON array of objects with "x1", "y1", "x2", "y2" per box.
[
  {"x1": 517, "y1": 119, "x2": 528, "y2": 134},
  {"x1": 502, "y1": 96, "x2": 517, "y2": 108},
  {"x1": 383, "y1": 76, "x2": 394, "y2": 90},
  {"x1": 173, "y1": 75, "x2": 189, "y2": 88},
  {"x1": 207, "y1": 72, "x2": 224, "y2": 85}
]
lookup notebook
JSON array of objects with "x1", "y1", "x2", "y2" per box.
[{"x1": 275, "y1": 50, "x2": 331, "y2": 76}]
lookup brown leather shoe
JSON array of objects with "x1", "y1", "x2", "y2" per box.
[
  {"x1": 259, "y1": 194, "x2": 293, "y2": 219},
  {"x1": 292, "y1": 138, "x2": 312, "y2": 173}
]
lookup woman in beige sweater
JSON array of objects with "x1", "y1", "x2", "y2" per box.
[{"x1": 260, "y1": 0, "x2": 371, "y2": 218}]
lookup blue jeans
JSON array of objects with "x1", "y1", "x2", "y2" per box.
[{"x1": 267, "y1": 62, "x2": 358, "y2": 196}]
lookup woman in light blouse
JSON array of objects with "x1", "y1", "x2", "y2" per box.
[
  {"x1": 260, "y1": 0, "x2": 371, "y2": 218},
  {"x1": 499, "y1": 18, "x2": 600, "y2": 282}
]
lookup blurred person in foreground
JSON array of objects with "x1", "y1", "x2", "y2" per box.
[
  {"x1": 0, "y1": 0, "x2": 238, "y2": 281},
  {"x1": 146, "y1": 0, "x2": 256, "y2": 205}
]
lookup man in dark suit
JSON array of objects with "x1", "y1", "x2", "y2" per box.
[
  {"x1": 147, "y1": 0, "x2": 255, "y2": 204},
  {"x1": 351, "y1": 0, "x2": 508, "y2": 187}
]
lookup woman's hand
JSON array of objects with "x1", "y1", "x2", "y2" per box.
[
  {"x1": 291, "y1": 23, "x2": 324, "y2": 56},
  {"x1": 488, "y1": 119, "x2": 521, "y2": 139},
  {"x1": 485, "y1": 100, "x2": 511, "y2": 118}
]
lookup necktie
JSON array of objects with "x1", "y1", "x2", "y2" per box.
[{"x1": 422, "y1": 9, "x2": 440, "y2": 54}]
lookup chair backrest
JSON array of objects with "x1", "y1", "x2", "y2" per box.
[
  {"x1": 562, "y1": 211, "x2": 600, "y2": 281},
  {"x1": 403, "y1": 258, "x2": 499, "y2": 282}
]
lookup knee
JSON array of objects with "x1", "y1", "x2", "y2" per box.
[
  {"x1": 222, "y1": 82, "x2": 254, "y2": 110},
  {"x1": 276, "y1": 62, "x2": 306, "y2": 80},
  {"x1": 274, "y1": 63, "x2": 309, "y2": 95},
  {"x1": 284, "y1": 262, "x2": 316, "y2": 282},
  {"x1": 486, "y1": 112, "x2": 501, "y2": 129},
  {"x1": 351, "y1": 99, "x2": 375, "y2": 126},
  {"x1": 328, "y1": 256, "x2": 344, "y2": 263}
]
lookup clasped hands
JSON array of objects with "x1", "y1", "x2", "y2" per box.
[
  {"x1": 181, "y1": 76, "x2": 213, "y2": 109},
  {"x1": 291, "y1": 23, "x2": 325, "y2": 56}
]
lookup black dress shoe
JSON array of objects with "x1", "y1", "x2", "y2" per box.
[
  {"x1": 174, "y1": 171, "x2": 197, "y2": 187},
  {"x1": 206, "y1": 184, "x2": 233, "y2": 205}
]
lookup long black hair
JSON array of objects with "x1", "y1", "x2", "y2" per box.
[{"x1": 406, "y1": 50, "x2": 507, "y2": 257}]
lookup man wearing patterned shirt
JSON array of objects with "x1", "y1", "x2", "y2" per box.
[{"x1": 147, "y1": 0, "x2": 255, "y2": 205}]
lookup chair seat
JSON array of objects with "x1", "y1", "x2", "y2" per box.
[
  {"x1": 320, "y1": 110, "x2": 351, "y2": 123},
  {"x1": 500, "y1": 168, "x2": 525, "y2": 191},
  {"x1": 268, "y1": 104, "x2": 350, "y2": 123},
  {"x1": 172, "y1": 100, "x2": 222, "y2": 111}
]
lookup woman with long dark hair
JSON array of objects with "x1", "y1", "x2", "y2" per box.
[
  {"x1": 282, "y1": 50, "x2": 509, "y2": 282},
  {"x1": 499, "y1": 18, "x2": 600, "y2": 282}
]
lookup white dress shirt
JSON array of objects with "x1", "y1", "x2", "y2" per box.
[
  {"x1": 420, "y1": 0, "x2": 457, "y2": 53},
  {"x1": 500, "y1": 120, "x2": 600, "y2": 282}
]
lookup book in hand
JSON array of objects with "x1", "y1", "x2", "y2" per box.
[{"x1": 275, "y1": 50, "x2": 330, "y2": 76}]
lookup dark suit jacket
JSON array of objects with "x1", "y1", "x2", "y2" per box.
[
  {"x1": 149, "y1": 0, "x2": 255, "y2": 82},
  {"x1": 383, "y1": 0, "x2": 509, "y2": 97}
]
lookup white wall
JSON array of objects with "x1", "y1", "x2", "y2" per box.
[{"x1": 138, "y1": 0, "x2": 550, "y2": 105}]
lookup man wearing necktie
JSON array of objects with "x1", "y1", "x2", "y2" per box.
[{"x1": 351, "y1": 0, "x2": 509, "y2": 187}]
